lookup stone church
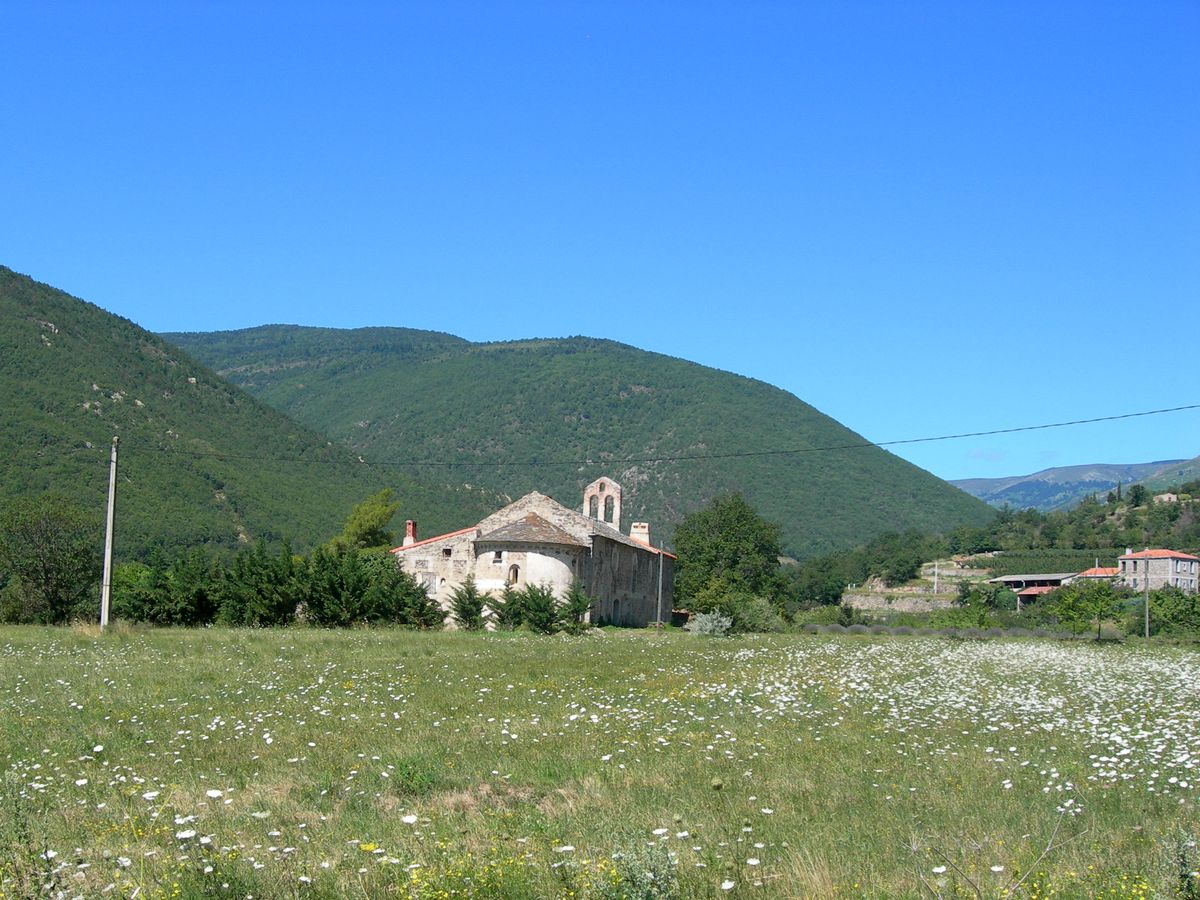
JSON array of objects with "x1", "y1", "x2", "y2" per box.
[{"x1": 391, "y1": 477, "x2": 675, "y2": 627}]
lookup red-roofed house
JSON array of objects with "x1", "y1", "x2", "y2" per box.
[
  {"x1": 391, "y1": 477, "x2": 675, "y2": 627},
  {"x1": 1066, "y1": 566, "x2": 1120, "y2": 584},
  {"x1": 1118, "y1": 548, "x2": 1199, "y2": 593}
]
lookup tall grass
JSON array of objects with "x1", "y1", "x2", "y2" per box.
[{"x1": 0, "y1": 627, "x2": 1195, "y2": 897}]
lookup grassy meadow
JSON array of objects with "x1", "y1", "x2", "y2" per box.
[{"x1": 1, "y1": 628, "x2": 1197, "y2": 899}]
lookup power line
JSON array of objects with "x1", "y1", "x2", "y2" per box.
[{"x1": 111, "y1": 401, "x2": 1199, "y2": 470}]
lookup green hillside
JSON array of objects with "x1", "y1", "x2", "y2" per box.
[
  {"x1": 166, "y1": 325, "x2": 995, "y2": 558},
  {"x1": 0, "y1": 268, "x2": 497, "y2": 559},
  {"x1": 1138, "y1": 455, "x2": 1200, "y2": 491}
]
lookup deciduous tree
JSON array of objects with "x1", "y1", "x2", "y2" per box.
[
  {"x1": 0, "y1": 494, "x2": 100, "y2": 624},
  {"x1": 673, "y1": 493, "x2": 785, "y2": 608}
]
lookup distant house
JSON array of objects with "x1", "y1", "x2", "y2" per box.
[
  {"x1": 1117, "y1": 548, "x2": 1199, "y2": 593},
  {"x1": 1153, "y1": 493, "x2": 1179, "y2": 504},
  {"x1": 1065, "y1": 566, "x2": 1120, "y2": 584},
  {"x1": 985, "y1": 572, "x2": 1077, "y2": 611},
  {"x1": 391, "y1": 477, "x2": 674, "y2": 627},
  {"x1": 986, "y1": 573, "x2": 1076, "y2": 591}
]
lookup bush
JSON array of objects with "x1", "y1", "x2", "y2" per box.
[
  {"x1": 685, "y1": 611, "x2": 732, "y2": 636},
  {"x1": 791, "y1": 604, "x2": 844, "y2": 626},
  {"x1": 301, "y1": 547, "x2": 442, "y2": 628},
  {"x1": 593, "y1": 842, "x2": 680, "y2": 900},
  {"x1": 731, "y1": 597, "x2": 786, "y2": 633},
  {"x1": 216, "y1": 540, "x2": 300, "y2": 627}
]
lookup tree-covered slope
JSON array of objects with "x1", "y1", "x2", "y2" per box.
[
  {"x1": 165, "y1": 325, "x2": 995, "y2": 558},
  {"x1": 0, "y1": 268, "x2": 497, "y2": 559}
]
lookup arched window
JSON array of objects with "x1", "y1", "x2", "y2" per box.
[
  {"x1": 589, "y1": 495, "x2": 599, "y2": 519},
  {"x1": 507, "y1": 564, "x2": 520, "y2": 585},
  {"x1": 604, "y1": 495, "x2": 615, "y2": 523}
]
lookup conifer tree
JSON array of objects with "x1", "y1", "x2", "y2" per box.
[
  {"x1": 520, "y1": 583, "x2": 561, "y2": 634},
  {"x1": 562, "y1": 578, "x2": 595, "y2": 634},
  {"x1": 488, "y1": 583, "x2": 524, "y2": 630},
  {"x1": 450, "y1": 574, "x2": 486, "y2": 630}
]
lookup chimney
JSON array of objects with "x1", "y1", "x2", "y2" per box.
[
  {"x1": 403, "y1": 520, "x2": 416, "y2": 547},
  {"x1": 630, "y1": 522, "x2": 651, "y2": 546}
]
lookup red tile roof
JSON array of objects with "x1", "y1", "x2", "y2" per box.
[
  {"x1": 1119, "y1": 548, "x2": 1200, "y2": 562},
  {"x1": 390, "y1": 526, "x2": 477, "y2": 553},
  {"x1": 1017, "y1": 586, "x2": 1057, "y2": 597},
  {"x1": 1076, "y1": 567, "x2": 1119, "y2": 578}
]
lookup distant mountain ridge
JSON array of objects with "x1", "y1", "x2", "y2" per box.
[
  {"x1": 165, "y1": 324, "x2": 995, "y2": 559},
  {"x1": 952, "y1": 459, "x2": 1190, "y2": 511},
  {"x1": 1137, "y1": 456, "x2": 1200, "y2": 491},
  {"x1": 0, "y1": 267, "x2": 499, "y2": 558}
]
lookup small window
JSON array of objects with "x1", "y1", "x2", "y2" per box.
[
  {"x1": 493, "y1": 550, "x2": 503, "y2": 563},
  {"x1": 442, "y1": 548, "x2": 452, "y2": 558},
  {"x1": 599, "y1": 482, "x2": 605, "y2": 493},
  {"x1": 507, "y1": 564, "x2": 520, "y2": 585}
]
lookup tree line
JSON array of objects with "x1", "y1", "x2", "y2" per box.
[{"x1": 0, "y1": 491, "x2": 597, "y2": 633}]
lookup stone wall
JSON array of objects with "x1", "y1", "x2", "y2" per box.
[
  {"x1": 588, "y1": 535, "x2": 674, "y2": 627},
  {"x1": 843, "y1": 592, "x2": 956, "y2": 614}
]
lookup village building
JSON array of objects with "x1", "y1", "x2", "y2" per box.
[
  {"x1": 986, "y1": 572, "x2": 1076, "y2": 591},
  {"x1": 391, "y1": 477, "x2": 675, "y2": 627},
  {"x1": 1117, "y1": 548, "x2": 1199, "y2": 593},
  {"x1": 986, "y1": 571, "x2": 1080, "y2": 610},
  {"x1": 1067, "y1": 565, "x2": 1120, "y2": 584}
]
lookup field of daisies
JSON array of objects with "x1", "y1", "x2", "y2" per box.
[{"x1": 1, "y1": 628, "x2": 1197, "y2": 899}]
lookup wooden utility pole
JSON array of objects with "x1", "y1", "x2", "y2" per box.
[{"x1": 100, "y1": 436, "x2": 119, "y2": 630}]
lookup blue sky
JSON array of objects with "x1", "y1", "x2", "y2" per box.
[{"x1": 3, "y1": 1, "x2": 1197, "y2": 481}]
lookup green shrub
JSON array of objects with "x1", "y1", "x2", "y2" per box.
[
  {"x1": 519, "y1": 583, "x2": 561, "y2": 634},
  {"x1": 731, "y1": 597, "x2": 786, "y2": 633}
]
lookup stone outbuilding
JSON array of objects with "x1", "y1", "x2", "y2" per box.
[{"x1": 391, "y1": 478, "x2": 675, "y2": 627}]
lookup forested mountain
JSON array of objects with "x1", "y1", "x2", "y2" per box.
[
  {"x1": 166, "y1": 325, "x2": 995, "y2": 558},
  {"x1": 0, "y1": 267, "x2": 498, "y2": 559},
  {"x1": 952, "y1": 460, "x2": 1185, "y2": 512}
]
